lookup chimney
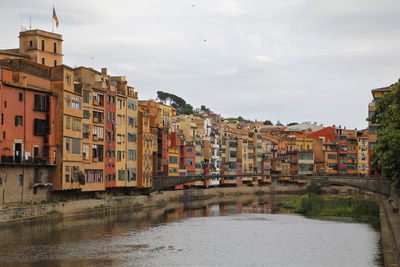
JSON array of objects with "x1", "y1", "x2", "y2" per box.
[{"x1": 101, "y1": 68, "x2": 107, "y2": 75}]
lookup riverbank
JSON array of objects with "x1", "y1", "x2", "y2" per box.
[{"x1": 0, "y1": 183, "x2": 304, "y2": 227}]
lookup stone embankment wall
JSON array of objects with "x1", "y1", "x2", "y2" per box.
[{"x1": 0, "y1": 184, "x2": 303, "y2": 225}]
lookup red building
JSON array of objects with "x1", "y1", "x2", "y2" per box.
[
  {"x1": 180, "y1": 145, "x2": 195, "y2": 176},
  {"x1": 158, "y1": 128, "x2": 169, "y2": 176},
  {"x1": 105, "y1": 83, "x2": 116, "y2": 188}
]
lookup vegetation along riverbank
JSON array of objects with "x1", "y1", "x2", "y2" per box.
[{"x1": 278, "y1": 193, "x2": 380, "y2": 226}]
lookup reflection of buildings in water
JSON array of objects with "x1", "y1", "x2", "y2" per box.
[{"x1": 209, "y1": 204, "x2": 220, "y2": 216}]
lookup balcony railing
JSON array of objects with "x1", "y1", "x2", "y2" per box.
[{"x1": 0, "y1": 155, "x2": 53, "y2": 165}]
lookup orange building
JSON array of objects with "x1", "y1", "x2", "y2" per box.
[{"x1": 0, "y1": 60, "x2": 57, "y2": 203}]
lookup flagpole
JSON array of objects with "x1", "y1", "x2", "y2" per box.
[{"x1": 52, "y1": 5, "x2": 54, "y2": 32}]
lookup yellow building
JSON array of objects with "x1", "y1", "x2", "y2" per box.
[
  {"x1": 51, "y1": 65, "x2": 84, "y2": 191},
  {"x1": 137, "y1": 108, "x2": 157, "y2": 189},
  {"x1": 115, "y1": 86, "x2": 127, "y2": 187},
  {"x1": 74, "y1": 66, "x2": 107, "y2": 191},
  {"x1": 357, "y1": 130, "x2": 368, "y2": 176},
  {"x1": 0, "y1": 29, "x2": 63, "y2": 67},
  {"x1": 168, "y1": 147, "x2": 179, "y2": 176},
  {"x1": 126, "y1": 86, "x2": 139, "y2": 187}
]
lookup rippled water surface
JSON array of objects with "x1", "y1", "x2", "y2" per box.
[{"x1": 0, "y1": 195, "x2": 382, "y2": 266}]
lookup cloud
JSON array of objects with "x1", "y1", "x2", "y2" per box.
[{"x1": 2, "y1": 0, "x2": 400, "y2": 129}]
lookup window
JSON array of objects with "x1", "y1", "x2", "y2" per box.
[
  {"x1": 169, "y1": 156, "x2": 178, "y2": 164},
  {"x1": 54, "y1": 60, "x2": 57, "y2": 67},
  {"x1": 72, "y1": 166, "x2": 79, "y2": 181},
  {"x1": 118, "y1": 170, "x2": 125, "y2": 181},
  {"x1": 19, "y1": 174, "x2": 23, "y2": 186},
  {"x1": 93, "y1": 92, "x2": 104, "y2": 106},
  {"x1": 66, "y1": 75, "x2": 71, "y2": 86},
  {"x1": 29, "y1": 40, "x2": 33, "y2": 47},
  {"x1": 83, "y1": 125, "x2": 90, "y2": 138},
  {"x1": 229, "y1": 162, "x2": 237, "y2": 170},
  {"x1": 93, "y1": 109, "x2": 104, "y2": 123},
  {"x1": 83, "y1": 109, "x2": 91, "y2": 119},
  {"x1": 83, "y1": 144, "x2": 90, "y2": 160},
  {"x1": 92, "y1": 126, "x2": 104, "y2": 140},
  {"x1": 53, "y1": 42, "x2": 57, "y2": 53},
  {"x1": 186, "y1": 158, "x2": 193, "y2": 166},
  {"x1": 128, "y1": 149, "x2": 136, "y2": 161},
  {"x1": 327, "y1": 154, "x2": 337, "y2": 160},
  {"x1": 186, "y1": 147, "x2": 193, "y2": 154},
  {"x1": 34, "y1": 94, "x2": 48, "y2": 111},
  {"x1": 92, "y1": 144, "x2": 104, "y2": 162},
  {"x1": 72, "y1": 118, "x2": 81, "y2": 131},
  {"x1": 369, "y1": 126, "x2": 377, "y2": 135},
  {"x1": 85, "y1": 170, "x2": 103, "y2": 183},
  {"x1": 127, "y1": 100, "x2": 137, "y2": 110},
  {"x1": 66, "y1": 95, "x2": 71, "y2": 107},
  {"x1": 117, "y1": 99, "x2": 123, "y2": 109},
  {"x1": 33, "y1": 146, "x2": 39, "y2": 158},
  {"x1": 19, "y1": 92, "x2": 23, "y2": 101},
  {"x1": 65, "y1": 116, "x2": 71, "y2": 129},
  {"x1": 83, "y1": 91, "x2": 90, "y2": 103},
  {"x1": 65, "y1": 137, "x2": 71, "y2": 153},
  {"x1": 1, "y1": 113, "x2": 3, "y2": 125},
  {"x1": 117, "y1": 151, "x2": 122, "y2": 162},
  {"x1": 3, "y1": 101, "x2": 6, "y2": 108},
  {"x1": 65, "y1": 166, "x2": 70, "y2": 182},
  {"x1": 127, "y1": 168, "x2": 136, "y2": 181},
  {"x1": 128, "y1": 132, "x2": 136, "y2": 142},
  {"x1": 128, "y1": 116, "x2": 137, "y2": 126},
  {"x1": 41, "y1": 40, "x2": 45, "y2": 51},
  {"x1": 229, "y1": 151, "x2": 237, "y2": 158},
  {"x1": 2, "y1": 131, "x2": 5, "y2": 139},
  {"x1": 15, "y1": 116, "x2": 23, "y2": 126},
  {"x1": 71, "y1": 97, "x2": 81, "y2": 110},
  {"x1": 42, "y1": 58, "x2": 45, "y2": 65}
]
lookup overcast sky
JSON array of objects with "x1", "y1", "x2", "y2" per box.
[{"x1": 2, "y1": 0, "x2": 400, "y2": 129}]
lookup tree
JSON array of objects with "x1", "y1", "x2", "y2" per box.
[
  {"x1": 263, "y1": 120, "x2": 273, "y2": 126},
  {"x1": 369, "y1": 81, "x2": 400, "y2": 188},
  {"x1": 156, "y1": 91, "x2": 193, "y2": 115},
  {"x1": 276, "y1": 120, "x2": 283, "y2": 126},
  {"x1": 156, "y1": 91, "x2": 169, "y2": 104},
  {"x1": 287, "y1": 122, "x2": 298, "y2": 126}
]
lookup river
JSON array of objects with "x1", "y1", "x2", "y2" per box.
[{"x1": 0, "y1": 194, "x2": 382, "y2": 266}]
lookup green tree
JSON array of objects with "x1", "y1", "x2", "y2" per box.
[
  {"x1": 287, "y1": 122, "x2": 298, "y2": 126},
  {"x1": 263, "y1": 120, "x2": 273, "y2": 125},
  {"x1": 369, "y1": 81, "x2": 400, "y2": 188}
]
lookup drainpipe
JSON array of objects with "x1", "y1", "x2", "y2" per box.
[{"x1": 21, "y1": 88, "x2": 27, "y2": 204}]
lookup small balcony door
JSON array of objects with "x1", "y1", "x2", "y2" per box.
[{"x1": 15, "y1": 143, "x2": 22, "y2": 163}]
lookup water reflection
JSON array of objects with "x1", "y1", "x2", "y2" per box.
[{"x1": 0, "y1": 194, "x2": 381, "y2": 267}]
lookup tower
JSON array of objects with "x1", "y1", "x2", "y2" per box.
[{"x1": 19, "y1": 29, "x2": 63, "y2": 67}]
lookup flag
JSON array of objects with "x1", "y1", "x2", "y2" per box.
[{"x1": 53, "y1": 6, "x2": 59, "y2": 28}]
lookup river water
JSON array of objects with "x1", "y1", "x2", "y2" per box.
[{"x1": 0, "y1": 194, "x2": 382, "y2": 267}]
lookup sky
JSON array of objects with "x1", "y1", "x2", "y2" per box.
[{"x1": 2, "y1": 0, "x2": 400, "y2": 129}]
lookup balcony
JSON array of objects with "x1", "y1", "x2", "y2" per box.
[{"x1": 0, "y1": 155, "x2": 54, "y2": 166}]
